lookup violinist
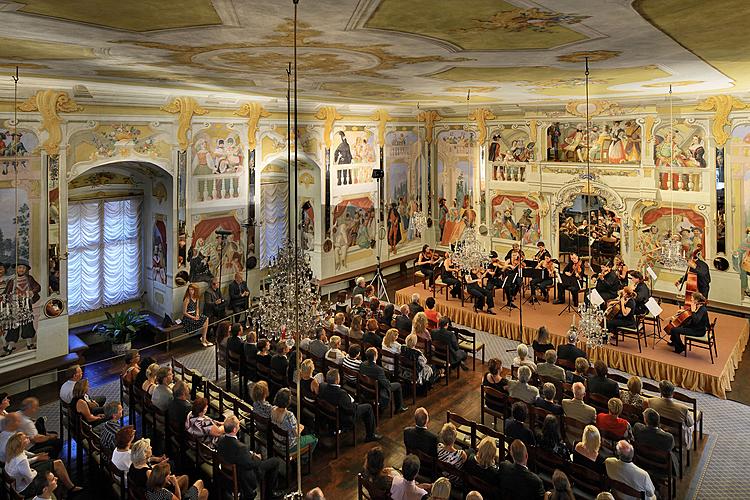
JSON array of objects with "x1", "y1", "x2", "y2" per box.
[
  {"x1": 502, "y1": 249, "x2": 523, "y2": 309},
  {"x1": 605, "y1": 286, "x2": 637, "y2": 335},
  {"x1": 465, "y1": 266, "x2": 495, "y2": 315},
  {"x1": 534, "y1": 241, "x2": 551, "y2": 262},
  {"x1": 416, "y1": 244, "x2": 439, "y2": 288},
  {"x1": 595, "y1": 260, "x2": 622, "y2": 303},
  {"x1": 629, "y1": 270, "x2": 651, "y2": 315},
  {"x1": 504, "y1": 243, "x2": 525, "y2": 261},
  {"x1": 669, "y1": 292, "x2": 709, "y2": 354},
  {"x1": 484, "y1": 251, "x2": 504, "y2": 292},
  {"x1": 613, "y1": 255, "x2": 629, "y2": 288},
  {"x1": 554, "y1": 252, "x2": 585, "y2": 307},
  {"x1": 441, "y1": 251, "x2": 463, "y2": 299},
  {"x1": 530, "y1": 253, "x2": 555, "y2": 304},
  {"x1": 675, "y1": 249, "x2": 711, "y2": 299}
]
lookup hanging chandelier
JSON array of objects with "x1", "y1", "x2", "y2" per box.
[
  {"x1": 452, "y1": 225, "x2": 489, "y2": 272},
  {"x1": 577, "y1": 303, "x2": 608, "y2": 348},
  {"x1": 412, "y1": 210, "x2": 428, "y2": 235}
]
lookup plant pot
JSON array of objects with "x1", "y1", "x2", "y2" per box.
[{"x1": 111, "y1": 341, "x2": 132, "y2": 355}]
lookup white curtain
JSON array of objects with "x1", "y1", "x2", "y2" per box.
[
  {"x1": 259, "y1": 181, "x2": 288, "y2": 267},
  {"x1": 68, "y1": 198, "x2": 143, "y2": 315}
]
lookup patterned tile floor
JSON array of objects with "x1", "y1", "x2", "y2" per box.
[{"x1": 37, "y1": 326, "x2": 748, "y2": 499}]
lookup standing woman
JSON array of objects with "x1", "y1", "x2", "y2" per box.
[{"x1": 183, "y1": 284, "x2": 212, "y2": 347}]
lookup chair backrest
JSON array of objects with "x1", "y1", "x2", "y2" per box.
[
  {"x1": 317, "y1": 399, "x2": 340, "y2": 432},
  {"x1": 358, "y1": 373, "x2": 380, "y2": 404},
  {"x1": 197, "y1": 441, "x2": 215, "y2": 473},
  {"x1": 538, "y1": 375, "x2": 564, "y2": 403},
  {"x1": 608, "y1": 477, "x2": 647, "y2": 500},
  {"x1": 587, "y1": 392, "x2": 610, "y2": 414},
  {"x1": 171, "y1": 357, "x2": 185, "y2": 380},
  {"x1": 672, "y1": 390, "x2": 699, "y2": 427},
  {"x1": 633, "y1": 443, "x2": 672, "y2": 478},
  {"x1": 409, "y1": 447, "x2": 437, "y2": 482},
  {"x1": 379, "y1": 349, "x2": 399, "y2": 376},
  {"x1": 271, "y1": 420, "x2": 292, "y2": 459},
  {"x1": 481, "y1": 385, "x2": 509, "y2": 419},
  {"x1": 251, "y1": 412, "x2": 272, "y2": 453},
  {"x1": 567, "y1": 461, "x2": 606, "y2": 498},
  {"x1": 474, "y1": 422, "x2": 505, "y2": 461},
  {"x1": 227, "y1": 347, "x2": 242, "y2": 372},
  {"x1": 357, "y1": 472, "x2": 393, "y2": 500},
  {"x1": 446, "y1": 411, "x2": 476, "y2": 450},
  {"x1": 106, "y1": 459, "x2": 126, "y2": 500},
  {"x1": 563, "y1": 416, "x2": 588, "y2": 447},
  {"x1": 557, "y1": 357, "x2": 575, "y2": 371},
  {"x1": 214, "y1": 451, "x2": 240, "y2": 500},
  {"x1": 659, "y1": 414, "x2": 683, "y2": 453},
  {"x1": 217, "y1": 340, "x2": 228, "y2": 372},
  {"x1": 234, "y1": 398, "x2": 254, "y2": 437},
  {"x1": 464, "y1": 472, "x2": 495, "y2": 500},
  {"x1": 529, "y1": 446, "x2": 567, "y2": 484},
  {"x1": 204, "y1": 380, "x2": 224, "y2": 417}
]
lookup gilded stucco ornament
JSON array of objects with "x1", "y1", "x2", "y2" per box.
[
  {"x1": 314, "y1": 106, "x2": 342, "y2": 149},
  {"x1": 643, "y1": 115, "x2": 656, "y2": 144},
  {"x1": 468, "y1": 108, "x2": 496, "y2": 144},
  {"x1": 370, "y1": 109, "x2": 392, "y2": 146},
  {"x1": 234, "y1": 102, "x2": 271, "y2": 150},
  {"x1": 17, "y1": 90, "x2": 82, "y2": 155},
  {"x1": 416, "y1": 110, "x2": 442, "y2": 144},
  {"x1": 160, "y1": 97, "x2": 208, "y2": 150},
  {"x1": 696, "y1": 95, "x2": 748, "y2": 147}
]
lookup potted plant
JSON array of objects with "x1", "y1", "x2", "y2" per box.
[{"x1": 93, "y1": 309, "x2": 149, "y2": 354}]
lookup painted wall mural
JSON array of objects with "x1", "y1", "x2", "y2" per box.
[
  {"x1": 332, "y1": 127, "x2": 376, "y2": 185},
  {"x1": 546, "y1": 120, "x2": 641, "y2": 163},
  {"x1": 728, "y1": 124, "x2": 750, "y2": 299},
  {"x1": 69, "y1": 123, "x2": 170, "y2": 165},
  {"x1": 642, "y1": 207, "x2": 705, "y2": 262},
  {"x1": 653, "y1": 120, "x2": 706, "y2": 167},
  {"x1": 437, "y1": 129, "x2": 476, "y2": 245},
  {"x1": 488, "y1": 125, "x2": 533, "y2": 181},
  {"x1": 490, "y1": 194, "x2": 541, "y2": 244},
  {"x1": 188, "y1": 213, "x2": 244, "y2": 284},
  {"x1": 331, "y1": 196, "x2": 375, "y2": 271},
  {"x1": 192, "y1": 124, "x2": 244, "y2": 203},
  {"x1": 385, "y1": 128, "x2": 422, "y2": 254},
  {"x1": 152, "y1": 218, "x2": 167, "y2": 284}
]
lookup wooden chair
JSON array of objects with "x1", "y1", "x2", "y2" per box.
[
  {"x1": 317, "y1": 399, "x2": 355, "y2": 458},
  {"x1": 452, "y1": 326, "x2": 486, "y2": 370},
  {"x1": 413, "y1": 264, "x2": 427, "y2": 289},
  {"x1": 196, "y1": 441, "x2": 215, "y2": 484},
  {"x1": 359, "y1": 374, "x2": 390, "y2": 424},
  {"x1": 271, "y1": 421, "x2": 312, "y2": 487},
  {"x1": 432, "y1": 276, "x2": 449, "y2": 300},
  {"x1": 446, "y1": 411, "x2": 476, "y2": 450},
  {"x1": 106, "y1": 459, "x2": 127, "y2": 500},
  {"x1": 227, "y1": 348, "x2": 246, "y2": 397},
  {"x1": 436, "y1": 459, "x2": 467, "y2": 496},
  {"x1": 59, "y1": 400, "x2": 73, "y2": 464},
  {"x1": 407, "y1": 448, "x2": 437, "y2": 483},
  {"x1": 166, "y1": 415, "x2": 188, "y2": 470},
  {"x1": 480, "y1": 385, "x2": 509, "y2": 429},
  {"x1": 357, "y1": 472, "x2": 394, "y2": 500},
  {"x1": 684, "y1": 318, "x2": 718, "y2": 363},
  {"x1": 127, "y1": 481, "x2": 145, "y2": 500},
  {"x1": 563, "y1": 416, "x2": 588, "y2": 449},
  {"x1": 397, "y1": 353, "x2": 418, "y2": 405},
  {"x1": 119, "y1": 375, "x2": 134, "y2": 424},
  {"x1": 529, "y1": 446, "x2": 568, "y2": 490},
  {"x1": 567, "y1": 462, "x2": 607, "y2": 500},
  {"x1": 340, "y1": 364, "x2": 360, "y2": 398},
  {"x1": 673, "y1": 390, "x2": 704, "y2": 448},
  {"x1": 430, "y1": 339, "x2": 455, "y2": 385},
  {"x1": 475, "y1": 422, "x2": 506, "y2": 461},
  {"x1": 250, "y1": 412, "x2": 272, "y2": 458},
  {"x1": 587, "y1": 392, "x2": 610, "y2": 415},
  {"x1": 613, "y1": 316, "x2": 648, "y2": 352},
  {"x1": 608, "y1": 478, "x2": 647, "y2": 500},
  {"x1": 204, "y1": 380, "x2": 224, "y2": 419},
  {"x1": 659, "y1": 415, "x2": 686, "y2": 479},
  {"x1": 379, "y1": 349, "x2": 399, "y2": 380},
  {"x1": 634, "y1": 443, "x2": 675, "y2": 500},
  {"x1": 79, "y1": 419, "x2": 103, "y2": 474},
  {"x1": 216, "y1": 338, "x2": 228, "y2": 382},
  {"x1": 214, "y1": 451, "x2": 241, "y2": 500},
  {"x1": 464, "y1": 473, "x2": 495, "y2": 500}
]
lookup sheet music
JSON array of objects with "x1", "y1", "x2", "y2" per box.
[
  {"x1": 646, "y1": 266, "x2": 657, "y2": 281},
  {"x1": 645, "y1": 297, "x2": 662, "y2": 317},
  {"x1": 589, "y1": 289, "x2": 605, "y2": 307}
]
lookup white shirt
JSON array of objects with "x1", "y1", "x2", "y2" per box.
[
  {"x1": 4, "y1": 454, "x2": 36, "y2": 493},
  {"x1": 18, "y1": 413, "x2": 38, "y2": 440},
  {"x1": 59, "y1": 380, "x2": 76, "y2": 404},
  {"x1": 605, "y1": 458, "x2": 656, "y2": 500},
  {"x1": 111, "y1": 449, "x2": 132, "y2": 472},
  {"x1": 390, "y1": 476, "x2": 427, "y2": 500},
  {"x1": 0, "y1": 429, "x2": 14, "y2": 462}
]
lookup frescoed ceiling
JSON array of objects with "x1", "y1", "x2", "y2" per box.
[{"x1": 0, "y1": 0, "x2": 745, "y2": 108}]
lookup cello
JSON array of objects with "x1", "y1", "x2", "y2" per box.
[{"x1": 678, "y1": 246, "x2": 702, "y2": 308}]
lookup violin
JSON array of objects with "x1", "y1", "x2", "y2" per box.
[
  {"x1": 572, "y1": 260, "x2": 583, "y2": 278},
  {"x1": 605, "y1": 288, "x2": 635, "y2": 320}
]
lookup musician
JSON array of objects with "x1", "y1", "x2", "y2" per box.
[
  {"x1": 669, "y1": 292, "x2": 709, "y2": 354},
  {"x1": 675, "y1": 250, "x2": 711, "y2": 299},
  {"x1": 629, "y1": 271, "x2": 651, "y2": 315},
  {"x1": 484, "y1": 251, "x2": 504, "y2": 291},
  {"x1": 464, "y1": 267, "x2": 495, "y2": 314},
  {"x1": 595, "y1": 261, "x2": 622, "y2": 303},
  {"x1": 416, "y1": 245, "x2": 439, "y2": 287},
  {"x1": 530, "y1": 254, "x2": 555, "y2": 304},
  {"x1": 605, "y1": 286, "x2": 637, "y2": 335},
  {"x1": 441, "y1": 251, "x2": 463, "y2": 299},
  {"x1": 613, "y1": 255, "x2": 629, "y2": 288},
  {"x1": 534, "y1": 241, "x2": 551, "y2": 262},
  {"x1": 502, "y1": 249, "x2": 524, "y2": 309},
  {"x1": 504, "y1": 243, "x2": 525, "y2": 261},
  {"x1": 554, "y1": 253, "x2": 585, "y2": 307}
]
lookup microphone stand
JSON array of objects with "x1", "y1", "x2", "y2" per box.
[{"x1": 516, "y1": 224, "x2": 530, "y2": 343}]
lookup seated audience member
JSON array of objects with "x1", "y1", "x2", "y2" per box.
[
  {"x1": 185, "y1": 398, "x2": 225, "y2": 446},
  {"x1": 251, "y1": 381, "x2": 272, "y2": 419},
  {"x1": 409, "y1": 293, "x2": 424, "y2": 318},
  {"x1": 308, "y1": 328, "x2": 329, "y2": 359},
  {"x1": 512, "y1": 344, "x2": 537, "y2": 372},
  {"x1": 0, "y1": 412, "x2": 22, "y2": 462},
  {"x1": 305, "y1": 487, "x2": 327, "y2": 500},
  {"x1": 360, "y1": 347, "x2": 408, "y2": 413},
  {"x1": 298, "y1": 359, "x2": 320, "y2": 402},
  {"x1": 368, "y1": 296, "x2": 380, "y2": 317},
  {"x1": 545, "y1": 469, "x2": 575, "y2": 500},
  {"x1": 567, "y1": 357, "x2": 590, "y2": 384},
  {"x1": 573, "y1": 425, "x2": 606, "y2": 474},
  {"x1": 0, "y1": 392, "x2": 9, "y2": 430},
  {"x1": 351, "y1": 294, "x2": 367, "y2": 318},
  {"x1": 381, "y1": 328, "x2": 401, "y2": 373},
  {"x1": 341, "y1": 344, "x2": 363, "y2": 384},
  {"x1": 225, "y1": 323, "x2": 245, "y2": 359},
  {"x1": 532, "y1": 326, "x2": 554, "y2": 356},
  {"x1": 29, "y1": 470, "x2": 58, "y2": 500},
  {"x1": 146, "y1": 461, "x2": 208, "y2": 500},
  {"x1": 403, "y1": 407, "x2": 438, "y2": 456},
  {"x1": 333, "y1": 291, "x2": 351, "y2": 315},
  {"x1": 271, "y1": 388, "x2": 318, "y2": 454},
  {"x1": 427, "y1": 477, "x2": 451, "y2": 500},
  {"x1": 353, "y1": 277, "x2": 367, "y2": 298},
  {"x1": 463, "y1": 436, "x2": 502, "y2": 491},
  {"x1": 483, "y1": 358, "x2": 508, "y2": 392},
  {"x1": 363, "y1": 446, "x2": 399, "y2": 492},
  {"x1": 380, "y1": 303, "x2": 396, "y2": 327},
  {"x1": 537, "y1": 350, "x2": 566, "y2": 381},
  {"x1": 505, "y1": 402, "x2": 536, "y2": 447},
  {"x1": 122, "y1": 350, "x2": 141, "y2": 386},
  {"x1": 71, "y1": 380, "x2": 106, "y2": 428},
  {"x1": 508, "y1": 365, "x2": 539, "y2": 404},
  {"x1": 402, "y1": 333, "x2": 440, "y2": 389},
  {"x1": 562, "y1": 382, "x2": 596, "y2": 425},
  {"x1": 151, "y1": 366, "x2": 174, "y2": 412},
  {"x1": 437, "y1": 422, "x2": 467, "y2": 482},
  {"x1": 4, "y1": 432, "x2": 81, "y2": 497},
  {"x1": 216, "y1": 321, "x2": 232, "y2": 354},
  {"x1": 325, "y1": 335, "x2": 345, "y2": 365},
  {"x1": 499, "y1": 440, "x2": 545, "y2": 500},
  {"x1": 557, "y1": 329, "x2": 586, "y2": 365},
  {"x1": 536, "y1": 414, "x2": 571, "y2": 461},
  {"x1": 390, "y1": 454, "x2": 428, "y2": 500},
  {"x1": 271, "y1": 340, "x2": 291, "y2": 377},
  {"x1": 620, "y1": 376, "x2": 646, "y2": 409},
  {"x1": 129, "y1": 437, "x2": 187, "y2": 493},
  {"x1": 596, "y1": 398, "x2": 632, "y2": 440},
  {"x1": 534, "y1": 383, "x2": 563, "y2": 415},
  {"x1": 142, "y1": 363, "x2": 160, "y2": 395},
  {"x1": 97, "y1": 401, "x2": 123, "y2": 454},
  {"x1": 394, "y1": 305, "x2": 412, "y2": 332},
  {"x1": 333, "y1": 312, "x2": 350, "y2": 337},
  {"x1": 256, "y1": 339, "x2": 272, "y2": 367},
  {"x1": 588, "y1": 360, "x2": 619, "y2": 399},
  {"x1": 133, "y1": 356, "x2": 156, "y2": 389},
  {"x1": 431, "y1": 317, "x2": 468, "y2": 370},
  {"x1": 634, "y1": 408, "x2": 677, "y2": 473},
  {"x1": 596, "y1": 494, "x2": 615, "y2": 500},
  {"x1": 59, "y1": 365, "x2": 83, "y2": 405},
  {"x1": 411, "y1": 312, "x2": 431, "y2": 343},
  {"x1": 423, "y1": 297, "x2": 441, "y2": 325},
  {"x1": 604, "y1": 440, "x2": 656, "y2": 500},
  {"x1": 216, "y1": 416, "x2": 283, "y2": 500},
  {"x1": 362, "y1": 319, "x2": 382, "y2": 347},
  {"x1": 111, "y1": 425, "x2": 136, "y2": 473},
  {"x1": 349, "y1": 315, "x2": 364, "y2": 341},
  {"x1": 319, "y1": 369, "x2": 381, "y2": 442},
  {"x1": 647, "y1": 379, "x2": 694, "y2": 446},
  {"x1": 466, "y1": 492, "x2": 484, "y2": 500},
  {"x1": 167, "y1": 381, "x2": 192, "y2": 429},
  {"x1": 18, "y1": 397, "x2": 63, "y2": 456}
]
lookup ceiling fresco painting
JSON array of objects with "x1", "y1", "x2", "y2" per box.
[{"x1": 0, "y1": 0, "x2": 742, "y2": 106}]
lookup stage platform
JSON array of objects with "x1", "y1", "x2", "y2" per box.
[{"x1": 395, "y1": 284, "x2": 749, "y2": 399}]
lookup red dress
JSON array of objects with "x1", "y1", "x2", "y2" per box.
[{"x1": 596, "y1": 413, "x2": 629, "y2": 438}]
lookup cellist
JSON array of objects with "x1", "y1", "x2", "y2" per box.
[{"x1": 668, "y1": 292, "x2": 710, "y2": 354}]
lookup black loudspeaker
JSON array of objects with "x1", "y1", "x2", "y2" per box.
[
  {"x1": 162, "y1": 314, "x2": 174, "y2": 328},
  {"x1": 372, "y1": 168, "x2": 384, "y2": 179},
  {"x1": 246, "y1": 256, "x2": 258, "y2": 270}
]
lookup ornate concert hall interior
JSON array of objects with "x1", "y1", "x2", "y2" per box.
[{"x1": 0, "y1": 1, "x2": 749, "y2": 500}]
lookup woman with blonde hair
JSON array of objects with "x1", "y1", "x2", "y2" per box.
[
  {"x1": 381, "y1": 328, "x2": 401, "y2": 373},
  {"x1": 333, "y1": 312, "x2": 349, "y2": 336},
  {"x1": 182, "y1": 283, "x2": 211, "y2": 347},
  {"x1": 428, "y1": 477, "x2": 452, "y2": 500},
  {"x1": 349, "y1": 315, "x2": 363, "y2": 341},
  {"x1": 142, "y1": 363, "x2": 160, "y2": 395},
  {"x1": 573, "y1": 425, "x2": 605, "y2": 473},
  {"x1": 4, "y1": 432, "x2": 81, "y2": 497},
  {"x1": 128, "y1": 437, "x2": 185, "y2": 493},
  {"x1": 402, "y1": 333, "x2": 440, "y2": 389},
  {"x1": 437, "y1": 422, "x2": 467, "y2": 483},
  {"x1": 146, "y1": 461, "x2": 208, "y2": 500},
  {"x1": 325, "y1": 335, "x2": 345, "y2": 365},
  {"x1": 298, "y1": 359, "x2": 320, "y2": 402},
  {"x1": 411, "y1": 311, "x2": 431, "y2": 342},
  {"x1": 72, "y1": 378, "x2": 105, "y2": 425}
]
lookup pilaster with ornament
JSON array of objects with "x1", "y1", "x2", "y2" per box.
[
  {"x1": 314, "y1": 106, "x2": 342, "y2": 234},
  {"x1": 370, "y1": 109, "x2": 391, "y2": 228},
  {"x1": 417, "y1": 110, "x2": 442, "y2": 216},
  {"x1": 696, "y1": 95, "x2": 748, "y2": 147},
  {"x1": 17, "y1": 90, "x2": 82, "y2": 156}
]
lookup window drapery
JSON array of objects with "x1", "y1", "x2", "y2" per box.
[
  {"x1": 68, "y1": 198, "x2": 142, "y2": 314},
  {"x1": 259, "y1": 181, "x2": 288, "y2": 267}
]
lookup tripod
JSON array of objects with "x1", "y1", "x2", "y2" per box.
[{"x1": 370, "y1": 255, "x2": 389, "y2": 302}]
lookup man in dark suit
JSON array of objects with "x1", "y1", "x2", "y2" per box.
[
  {"x1": 588, "y1": 360, "x2": 619, "y2": 399},
  {"x1": 403, "y1": 407, "x2": 438, "y2": 456},
  {"x1": 361, "y1": 324, "x2": 381, "y2": 348},
  {"x1": 430, "y1": 317, "x2": 468, "y2": 371},
  {"x1": 270, "y1": 340, "x2": 290, "y2": 383},
  {"x1": 504, "y1": 402, "x2": 536, "y2": 447},
  {"x1": 318, "y1": 369, "x2": 381, "y2": 442},
  {"x1": 203, "y1": 277, "x2": 227, "y2": 323},
  {"x1": 634, "y1": 408, "x2": 677, "y2": 473},
  {"x1": 676, "y1": 252, "x2": 711, "y2": 298},
  {"x1": 226, "y1": 323, "x2": 245, "y2": 359},
  {"x1": 499, "y1": 440, "x2": 545, "y2": 500},
  {"x1": 166, "y1": 380, "x2": 192, "y2": 429},
  {"x1": 359, "y1": 347, "x2": 408, "y2": 413},
  {"x1": 533, "y1": 383, "x2": 563, "y2": 415},
  {"x1": 229, "y1": 272, "x2": 250, "y2": 319},
  {"x1": 394, "y1": 305, "x2": 412, "y2": 332},
  {"x1": 557, "y1": 328, "x2": 587, "y2": 364},
  {"x1": 216, "y1": 416, "x2": 284, "y2": 499}
]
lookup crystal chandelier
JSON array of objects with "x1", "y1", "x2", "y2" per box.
[
  {"x1": 257, "y1": 240, "x2": 320, "y2": 342},
  {"x1": 412, "y1": 211, "x2": 428, "y2": 235},
  {"x1": 658, "y1": 235, "x2": 687, "y2": 269},
  {"x1": 0, "y1": 292, "x2": 34, "y2": 331},
  {"x1": 577, "y1": 303, "x2": 608, "y2": 348},
  {"x1": 452, "y1": 225, "x2": 489, "y2": 272}
]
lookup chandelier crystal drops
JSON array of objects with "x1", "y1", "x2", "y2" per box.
[
  {"x1": 0, "y1": 292, "x2": 34, "y2": 331},
  {"x1": 577, "y1": 303, "x2": 608, "y2": 348},
  {"x1": 452, "y1": 226, "x2": 489, "y2": 273},
  {"x1": 257, "y1": 240, "x2": 320, "y2": 342},
  {"x1": 658, "y1": 235, "x2": 687, "y2": 269}
]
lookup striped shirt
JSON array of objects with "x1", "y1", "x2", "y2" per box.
[{"x1": 341, "y1": 356, "x2": 362, "y2": 382}]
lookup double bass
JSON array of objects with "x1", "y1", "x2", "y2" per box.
[{"x1": 678, "y1": 246, "x2": 702, "y2": 308}]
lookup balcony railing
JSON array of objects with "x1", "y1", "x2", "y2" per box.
[
  {"x1": 194, "y1": 172, "x2": 242, "y2": 201},
  {"x1": 335, "y1": 163, "x2": 375, "y2": 186},
  {"x1": 492, "y1": 162, "x2": 528, "y2": 182},
  {"x1": 655, "y1": 167, "x2": 705, "y2": 192}
]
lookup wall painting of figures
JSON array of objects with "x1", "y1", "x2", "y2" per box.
[
  {"x1": 385, "y1": 128, "x2": 422, "y2": 255},
  {"x1": 727, "y1": 125, "x2": 750, "y2": 299},
  {"x1": 641, "y1": 207, "x2": 706, "y2": 262},
  {"x1": 152, "y1": 217, "x2": 167, "y2": 285},
  {"x1": 331, "y1": 196, "x2": 375, "y2": 272},
  {"x1": 488, "y1": 125, "x2": 534, "y2": 182},
  {"x1": 192, "y1": 124, "x2": 244, "y2": 204},
  {"x1": 187, "y1": 213, "x2": 244, "y2": 285},
  {"x1": 436, "y1": 129, "x2": 477, "y2": 246},
  {"x1": 546, "y1": 120, "x2": 641, "y2": 164},
  {"x1": 332, "y1": 127, "x2": 377, "y2": 186},
  {"x1": 490, "y1": 194, "x2": 541, "y2": 244}
]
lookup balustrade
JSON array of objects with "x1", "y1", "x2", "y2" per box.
[
  {"x1": 336, "y1": 163, "x2": 375, "y2": 186},
  {"x1": 656, "y1": 167, "x2": 704, "y2": 192},
  {"x1": 194, "y1": 172, "x2": 242, "y2": 201}
]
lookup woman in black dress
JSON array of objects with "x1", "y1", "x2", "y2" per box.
[
  {"x1": 605, "y1": 286, "x2": 637, "y2": 337},
  {"x1": 182, "y1": 284, "x2": 211, "y2": 347},
  {"x1": 465, "y1": 267, "x2": 494, "y2": 314}
]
